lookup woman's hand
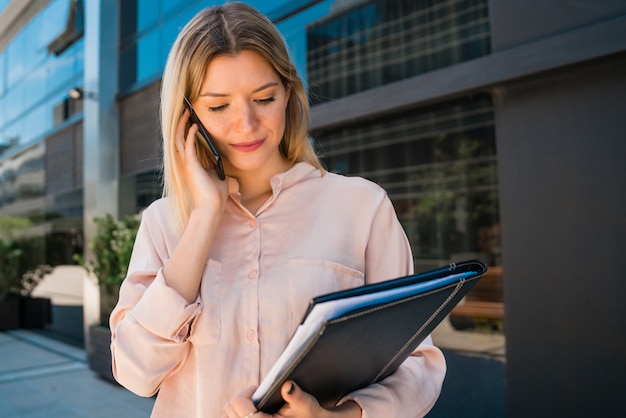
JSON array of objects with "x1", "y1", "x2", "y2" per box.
[
  {"x1": 176, "y1": 109, "x2": 228, "y2": 212},
  {"x1": 223, "y1": 382, "x2": 362, "y2": 418},
  {"x1": 162, "y1": 110, "x2": 229, "y2": 303}
]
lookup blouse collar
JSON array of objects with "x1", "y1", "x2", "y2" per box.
[{"x1": 227, "y1": 162, "x2": 323, "y2": 215}]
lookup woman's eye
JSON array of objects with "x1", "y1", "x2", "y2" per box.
[
  {"x1": 209, "y1": 105, "x2": 227, "y2": 112},
  {"x1": 257, "y1": 97, "x2": 276, "y2": 105}
]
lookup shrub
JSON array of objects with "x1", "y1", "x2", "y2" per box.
[{"x1": 75, "y1": 214, "x2": 140, "y2": 325}]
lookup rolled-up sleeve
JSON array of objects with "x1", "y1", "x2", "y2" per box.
[
  {"x1": 109, "y1": 205, "x2": 202, "y2": 397},
  {"x1": 345, "y1": 193, "x2": 447, "y2": 417},
  {"x1": 130, "y1": 270, "x2": 201, "y2": 342}
]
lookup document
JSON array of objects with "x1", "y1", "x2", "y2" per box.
[{"x1": 252, "y1": 260, "x2": 486, "y2": 413}]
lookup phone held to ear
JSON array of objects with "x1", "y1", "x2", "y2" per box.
[{"x1": 183, "y1": 96, "x2": 226, "y2": 180}]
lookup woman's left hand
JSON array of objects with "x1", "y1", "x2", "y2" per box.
[{"x1": 223, "y1": 381, "x2": 362, "y2": 418}]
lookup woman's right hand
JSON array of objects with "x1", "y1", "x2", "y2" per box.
[
  {"x1": 176, "y1": 109, "x2": 229, "y2": 213},
  {"x1": 163, "y1": 110, "x2": 230, "y2": 303}
]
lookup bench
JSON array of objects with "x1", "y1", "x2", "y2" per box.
[{"x1": 449, "y1": 266, "x2": 504, "y2": 331}]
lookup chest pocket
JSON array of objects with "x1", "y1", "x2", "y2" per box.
[
  {"x1": 189, "y1": 259, "x2": 221, "y2": 345},
  {"x1": 287, "y1": 258, "x2": 364, "y2": 333}
]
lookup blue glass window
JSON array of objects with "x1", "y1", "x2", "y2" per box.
[
  {"x1": 0, "y1": 53, "x2": 5, "y2": 97},
  {"x1": 160, "y1": 6, "x2": 200, "y2": 68},
  {"x1": 5, "y1": 31, "x2": 25, "y2": 89},
  {"x1": 137, "y1": 31, "x2": 160, "y2": 82},
  {"x1": 307, "y1": 0, "x2": 491, "y2": 103},
  {"x1": 0, "y1": 0, "x2": 11, "y2": 14},
  {"x1": 0, "y1": 0, "x2": 82, "y2": 150},
  {"x1": 119, "y1": 0, "x2": 334, "y2": 95},
  {"x1": 137, "y1": 0, "x2": 160, "y2": 32},
  {"x1": 162, "y1": 0, "x2": 192, "y2": 16}
]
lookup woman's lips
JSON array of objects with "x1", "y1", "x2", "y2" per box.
[{"x1": 231, "y1": 139, "x2": 265, "y2": 152}]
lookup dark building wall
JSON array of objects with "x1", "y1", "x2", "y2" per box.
[
  {"x1": 45, "y1": 123, "x2": 83, "y2": 195},
  {"x1": 119, "y1": 81, "x2": 161, "y2": 177},
  {"x1": 490, "y1": 1, "x2": 626, "y2": 416},
  {"x1": 495, "y1": 53, "x2": 626, "y2": 417},
  {"x1": 489, "y1": 0, "x2": 626, "y2": 50}
]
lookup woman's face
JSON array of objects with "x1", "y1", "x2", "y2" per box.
[{"x1": 192, "y1": 50, "x2": 290, "y2": 178}]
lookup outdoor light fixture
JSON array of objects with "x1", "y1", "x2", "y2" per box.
[{"x1": 68, "y1": 87, "x2": 97, "y2": 100}]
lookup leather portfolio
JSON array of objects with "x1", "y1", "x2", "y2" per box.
[{"x1": 252, "y1": 259, "x2": 488, "y2": 413}]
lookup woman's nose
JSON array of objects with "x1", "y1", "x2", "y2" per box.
[{"x1": 233, "y1": 102, "x2": 258, "y2": 133}]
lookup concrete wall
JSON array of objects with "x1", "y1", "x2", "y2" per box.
[
  {"x1": 496, "y1": 52, "x2": 626, "y2": 418},
  {"x1": 489, "y1": 0, "x2": 626, "y2": 50},
  {"x1": 489, "y1": 1, "x2": 626, "y2": 416}
]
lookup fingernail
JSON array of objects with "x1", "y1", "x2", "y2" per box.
[{"x1": 288, "y1": 382, "x2": 295, "y2": 394}]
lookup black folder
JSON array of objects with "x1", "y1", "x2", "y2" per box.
[{"x1": 252, "y1": 260, "x2": 487, "y2": 413}]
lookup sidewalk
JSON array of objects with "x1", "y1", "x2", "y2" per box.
[{"x1": 0, "y1": 330, "x2": 154, "y2": 418}]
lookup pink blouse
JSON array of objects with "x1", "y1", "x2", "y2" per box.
[{"x1": 110, "y1": 162, "x2": 445, "y2": 418}]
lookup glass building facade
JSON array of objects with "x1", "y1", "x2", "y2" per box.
[
  {"x1": 308, "y1": 0, "x2": 490, "y2": 104},
  {"x1": 0, "y1": 0, "x2": 500, "y2": 277},
  {"x1": 0, "y1": 0, "x2": 84, "y2": 265},
  {"x1": 0, "y1": 0, "x2": 83, "y2": 150}
]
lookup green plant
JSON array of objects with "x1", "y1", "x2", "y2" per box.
[
  {"x1": 0, "y1": 213, "x2": 52, "y2": 300},
  {"x1": 400, "y1": 133, "x2": 500, "y2": 262},
  {"x1": 0, "y1": 239, "x2": 52, "y2": 299},
  {"x1": 0, "y1": 240, "x2": 22, "y2": 299},
  {"x1": 0, "y1": 215, "x2": 33, "y2": 240},
  {"x1": 75, "y1": 214, "x2": 140, "y2": 325}
]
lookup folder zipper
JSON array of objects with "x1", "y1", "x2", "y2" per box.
[{"x1": 371, "y1": 278, "x2": 466, "y2": 383}]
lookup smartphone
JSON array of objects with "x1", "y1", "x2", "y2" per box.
[{"x1": 183, "y1": 96, "x2": 226, "y2": 180}]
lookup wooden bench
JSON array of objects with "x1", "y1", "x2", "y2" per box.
[{"x1": 449, "y1": 266, "x2": 504, "y2": 331}]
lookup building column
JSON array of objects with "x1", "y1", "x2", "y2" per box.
[{"x1": 82, "y1": 0, "x2": 120, "y2": 348}]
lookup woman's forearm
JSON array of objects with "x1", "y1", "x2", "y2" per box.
[{"x1": 162, "y1": 207, "x2": 223, "y2": 303}]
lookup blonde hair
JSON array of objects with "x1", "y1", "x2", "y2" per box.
[{"x1": 160, "y1": 2, "x2": 324, "y2": 232}]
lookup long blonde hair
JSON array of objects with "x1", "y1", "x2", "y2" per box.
[{"x1": 160, "y1": 2, "x2": 323, "y2": 232}]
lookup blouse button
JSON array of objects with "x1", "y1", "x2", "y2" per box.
[
  {"x1": 249, "y1": 219, "x2": 257, "y2": 228},
  {"x1": 247, "y1": 330, "x2": 256, "y2": 340},
  {"x1": 248, "y1": 270, "x2": 258, "y2": 280}
]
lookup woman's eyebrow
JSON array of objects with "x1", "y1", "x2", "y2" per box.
[
  {"x1": 252, "y1": 82, "x2": 279, "y2": 93},
  {"x1": 199, "y1": 82, "x2": 279, "y2": 97}
]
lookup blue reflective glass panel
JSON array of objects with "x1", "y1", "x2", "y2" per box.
[
  {"x1": 138, "y1": 0, "x2": 160, "y2": 31},
  {"x1": 160, "y1": 7, "x2": 199, "y2": 68},
  {"x1": 5, "y1": 32, "x2": 25, "y2": 89},
  {"x1": 276, "y1": 0, "x2": 334, "y2": 84},
  {"x1": 162, "y1": 0, "x2": 188, "y2": 15},
  {"x1": 137, "y1": 31, "x2": 160, "y2": 82},
  {"x1": 0, "y1": 0, "x2": 10, "y2": 15},
  {"x1": 0, "y1": 53, "x2": 5, "y2": 96},
  {"x1": 307, "y1": 0, "x2": 491, "y2": 103}
]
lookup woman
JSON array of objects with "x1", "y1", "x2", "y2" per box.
[{"x1": 110, "y1": 3, "x2": 446, "y2": 418}]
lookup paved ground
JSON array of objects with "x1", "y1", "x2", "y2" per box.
[
  {"x1": 0, "y1": 330, "x2": 154, "y2": 418},
  {"x1": 428, "y1": 320, "x2": 506, "y2": 417}
]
